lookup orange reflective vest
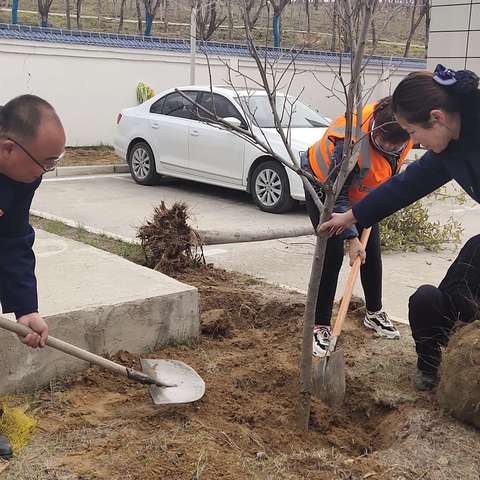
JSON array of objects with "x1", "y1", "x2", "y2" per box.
[{"x1": 307, "y1": 103, "x2": 413, "y2": 204}]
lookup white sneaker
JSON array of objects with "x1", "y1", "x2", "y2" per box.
[
  {"x1": 313, "y1": 326, "x2": 331, "y2": 357},
  {"x1": 364, "y1": 310, "x2": 400, "y2": 339}
]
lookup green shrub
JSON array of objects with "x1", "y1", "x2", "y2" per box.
[{"x1": 381, "y1": 199, "x2": 463, "y2": 252}]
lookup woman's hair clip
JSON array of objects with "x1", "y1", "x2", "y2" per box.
[{"x1": 433, "y1": 64, "x2": 457, "y2": 86}]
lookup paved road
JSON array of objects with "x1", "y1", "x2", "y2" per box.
[
  {"x1": 32, "y1": 174, "x2": 313, "y2": 244},
  {"x1": 32, "y1": 174, "x2": 478, "y2": 323}
]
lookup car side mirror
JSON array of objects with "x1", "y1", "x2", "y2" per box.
[{"x1": 222, "y1": 117, "x2": 243, "y2": 129}]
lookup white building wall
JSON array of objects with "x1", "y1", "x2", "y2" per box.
[
  {"x1": 428, "y1": 0, "x2": 480, "y2": 72},
  {"x1": 0, "y1": 38, "x2": 421, "y2": 146}
]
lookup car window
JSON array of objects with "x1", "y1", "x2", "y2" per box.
[
  {"x1": 239, "y1": 95, "x2": 330, "y2": 128},
  {"x1": 153, "y1": 91, "x2": 198, "y2": 120},
  {"x1": 198, "y1": 92, "x2": 246, "y2": 126},
  {"x1": 150, "y1": 97, "x2": 165, "y2": 114}
]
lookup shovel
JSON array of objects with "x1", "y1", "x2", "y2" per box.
[
  {"x1": 312, "y1": 227, "x2": 371, "y2": 408},
  {"x1": 0, "y1": 316, "x2": 205, "y2": 405}
]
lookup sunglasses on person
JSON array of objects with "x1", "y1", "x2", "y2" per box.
[{"x1": 8, "y1": 137, "x2": 65, "y2": 173}]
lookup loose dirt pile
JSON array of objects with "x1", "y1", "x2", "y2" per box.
[
  {"x1": 438, "y1": 320, "x2": 480, "y2": 429},
  {"x1": 2, "y1": 267, "x2": 479, "y2": 480}
]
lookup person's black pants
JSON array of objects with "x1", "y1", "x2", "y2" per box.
[
  {"x1": 409, "y1": 234, "x2": 480, "y2": 374},
  {"x1": 305, "y1": 189, "x2": 383, "y2": 326}
]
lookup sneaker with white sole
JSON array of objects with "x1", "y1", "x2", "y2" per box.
[
  {"x1": 313, "y1": 326, "x2": 331, "y2": 357},
  {"x1": 363, "y1": 310, "x2": 400, "y2": 339}
]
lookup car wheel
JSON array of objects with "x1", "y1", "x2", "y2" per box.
[
  {"x1": 128, "y1": 141, "x2": 161, "y2": 186},
  {"x1": 251, "y1": 160, "x2": 296, "y2": 213}
]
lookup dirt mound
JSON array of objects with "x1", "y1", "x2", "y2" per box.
[
  {"x1": 201, "y1": 309, "x2": 232, "y2": 337},
  {"x1": 437, "y1": 320, "x2": 480, "y2": 428},
  {"x1": 4, "y1": 268, "x2": 480, "y2": 480}
]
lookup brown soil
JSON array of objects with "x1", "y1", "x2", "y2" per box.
[
  {"x1": 62, "y1": 147, "x2": 125, "y2": 167},
  {"x1": 3, "y1": 268, "x2": 480, "y2": 480}
]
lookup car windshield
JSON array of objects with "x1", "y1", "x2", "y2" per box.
[{"x1": 238, "y1": 95, "x2": 330, "y2": 128}]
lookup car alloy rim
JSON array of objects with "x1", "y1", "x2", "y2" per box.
[
  {"x1": 131, "y1": 147, "x2": 151, "y2": 180},
  {"x1": 255, "y1": 168, "x2": 282, "y2": 207}
]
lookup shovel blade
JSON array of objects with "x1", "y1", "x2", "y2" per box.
[
  {"x1": 312, "y1": 350, "x2": 346, "y2": 408},
  {"x1": 140, "y1": 359, "x2": 205, "y2": 405}
]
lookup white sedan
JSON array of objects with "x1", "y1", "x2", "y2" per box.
[{"x1": 114, "y1": 86, "x2": 329, "y2": 213}]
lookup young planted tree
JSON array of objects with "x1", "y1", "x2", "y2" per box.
[
  {"x1": 404, "y1": 0, "x2": 427, "y2": 57},
  {"x1": 269, "y1": 0, "x2": 291, "y2": 48},
  {"x1": 118, "y1": 0, "x2": 127, "y2": 32},
  {"x1": 305, "y1": 0, "x2": 311, "y2": 34},
  {"x1": 178, "y1": 0, "x2": 385, "y2": 430},
  {"x1": 65, "y1": 0, "x2": 72, "y2": 29},
  {"x1": 38, "y1": 0, "x2": 54, "y2": 26},
  {"x1": 76, "y1": 0, "x2": 82, "y2": 29},
  {"x1": 136, "y1": 0, "x2": 143, "y2": 34},
  {"x1": 195, "y1": 0, "x2": 226, "y2": 41},
  {"x1": 226, "y1": 0, "x2": 234, "y2": 40},
  {"x1": 97, "y1": 0, "x2": 102, "y2": 29},
  {"x1": 244, "y1": 0, "x2": 266, "y2": 30},
  {"x1": 11, "y1": 0, "x2": 19, "y2": 24},
  {"x1": 143, "y1": 0, "x2": 161, "y2": 36}
]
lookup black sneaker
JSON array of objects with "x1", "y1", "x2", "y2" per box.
[
  {"x1": 364, "y1": 310, "x2": 400, "y2": 339},
  {"x1": 414, "y1": 369, "x2": 438, "y2": 391},
  {"x1": 0, "y1": 435, "x2": 12, "y2": 460},
  {"x1": 313, "y1": 326, "x2": 331, "y2": 357}
]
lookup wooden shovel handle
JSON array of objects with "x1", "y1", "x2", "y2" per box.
[
  {"x1": 331, "y1": 227, "x2": 371, "y2": 337},
  {"x1": 0, "y1": 316, "x2": 129, "y2": 378},
  {"x1": 0, "y1": 315, "x2": 175, "y2": 388}
]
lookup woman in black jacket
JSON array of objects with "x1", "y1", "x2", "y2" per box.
[{"x1": 319, "y1": 64, "x2": 480, "y2": 391}]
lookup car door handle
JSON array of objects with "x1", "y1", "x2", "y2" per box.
[
  {"x1": 190, "y1": 130, "x2": 200, "y2": 137},
  {"x1": 151, "y1": 122, "x2": 160, "y2": 129}
]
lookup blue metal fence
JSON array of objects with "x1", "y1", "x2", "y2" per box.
[{"x1": 0, "y1": 23, "x2": 426, "y2": 70}]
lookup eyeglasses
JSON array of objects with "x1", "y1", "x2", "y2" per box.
[
  {"x1": 8, "y1": 137, "x2": 65, "y2": 173},
  {"x1": 370, "y1": 120, "x2": 407, "y2": 156},
  {"x1": 371, "y1": 133, "x2": 407, "y2": 156}
]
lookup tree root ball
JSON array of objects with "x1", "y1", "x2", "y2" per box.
[{"x1": 437, "y1": 320, "x2": 480, "y2": 428}]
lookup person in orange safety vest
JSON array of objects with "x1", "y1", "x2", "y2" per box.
[{"x1": 300, "y1": 96, "x2": 413, "y2": 357}]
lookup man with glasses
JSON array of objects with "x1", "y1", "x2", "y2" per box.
[{"x1": 0, "y1": 94, "x2": 65, "y2": 459}]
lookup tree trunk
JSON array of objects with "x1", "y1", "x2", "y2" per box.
[
  {"x1": 273, "y1": 13, "x2": 281, "y2": 47},
  {"x1": 371, "y1": 18, "x2": 376, "y2": 47},
  {"x1": 227, "y1": 0, "x2": 234, "y2": 40},
  {"x1": 65, "y1": 0, "x2": 71, "y2": 29},
  {"x1": 136, "y1": 0, "x2": 143, "y2": 34},
  {"x1": 144, "y1": 13, "x2": 153, "y2": 35},
  {"x1": 330, "y1": 1, "x2": 337, "y2": 52},
  {"x1": 76, "y1": 0, "x2": 82, "y2": 29},
  {"x1": 118, "y1": 0, "x2": 127, "y2": 32},
  {"x1": 297, "y1": 0, "x2": 375, "y2": 431},
  {"x1": 306, "y1": 0, "x2": 311, "y2": 33},
  {"x1": 424, "y1": 0, "x2": 430, "y2": 57},
  {"x1": 11, "y1": 0, "x2": 18, "y2": 24},
  {"x1": 163, "y1": 0, "x2": 169, "y2": 33},
  {"x1": 97, "y1": 0, "x2": 102, "y2": 29}
]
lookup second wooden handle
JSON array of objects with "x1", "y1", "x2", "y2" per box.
[{"x1": 332, "y1": 227, "x2": 371, "y2": 337}]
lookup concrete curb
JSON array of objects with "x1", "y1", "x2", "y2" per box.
[
  {"x1": 44, "y1": 164, "x2": 129, "y2": 178},
  {"x1": 30, "y1": 209, "x2": 140, "y2": 244}
]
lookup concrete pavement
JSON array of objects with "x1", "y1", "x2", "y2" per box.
[
  {"x1": 0, "y1": 229, "x2": 198, "y2": 393},
  {"x1": 203, "y1": 236, "x2": 459, "y2": 324},
  {"x1": 31, "y1": 172, "x2": 478, "y2": 326},
  {"x1": 32, "y1": 174, "x2": 314, "y2": 244}
]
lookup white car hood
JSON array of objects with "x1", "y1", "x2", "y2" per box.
[{"x1": 259, "y1": 127, "x2": 327, "y2": 161}]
